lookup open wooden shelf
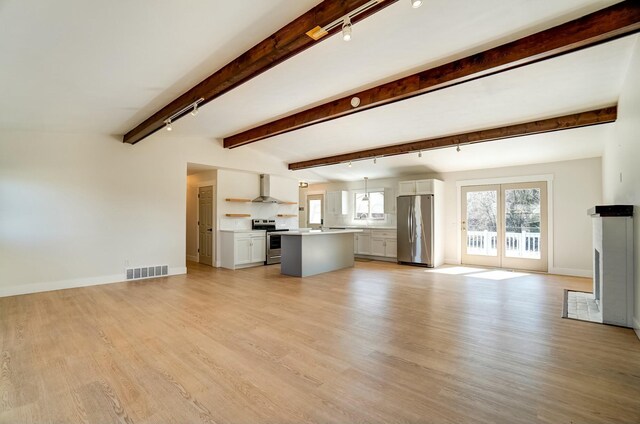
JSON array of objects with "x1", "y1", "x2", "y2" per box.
[
  {"x1": 225, "y1": 198, "x2": 252, "y2": 203},
  {"x1": 280, "y1": 201, "x2": 298, "y2": 205},
  {"x1": 225, "y1": 214, "x2": 251, "y2": 218},
  {"x1": 277, "y1": 214, "x2": 297, "y2": 218}
]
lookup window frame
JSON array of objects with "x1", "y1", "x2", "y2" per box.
[{"x1": 353, "y1": 189, "x2": 385, "y2": 221}]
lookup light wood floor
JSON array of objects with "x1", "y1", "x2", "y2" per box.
[{"x1": 1, "y1": 262, "x2": 639, "y2": 423}]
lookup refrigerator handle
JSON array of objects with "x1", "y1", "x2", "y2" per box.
[{"x1": 409, "y1": 210, "x2": 414, "y2": 243}]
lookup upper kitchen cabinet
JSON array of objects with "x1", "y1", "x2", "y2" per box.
[
  {"x1": 398, "y1": 179, "x2": 437, "y2": 196},
  {"x1": 326, "y1": 190, "x2": 348, "y2": 215}
]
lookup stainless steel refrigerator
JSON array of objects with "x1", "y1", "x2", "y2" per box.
[{"x1": 397, "y1": 195, "x2": 434, "y2": 267}]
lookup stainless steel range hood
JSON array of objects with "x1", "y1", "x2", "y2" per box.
[{"x1": 252, "y1": 174, "x2": 282, "y2": 204}]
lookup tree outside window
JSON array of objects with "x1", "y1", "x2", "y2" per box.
[{"x1": 354, "y1": 191, "x2": 385, "y2": 220}]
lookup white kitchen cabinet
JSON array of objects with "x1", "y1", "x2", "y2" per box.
[
  {"x1": 384, "y1": 188, "x2": 395, "y2": 214},
  {"x1": 220, "y1": 231, "x2": 266, "y2": 269},
  {"x1": 415, "y1": 179, "x2": 435, "y2": 194},
  {"x1": 355, "y1": 229, "x2": 397, "y2": 259},
  {"x1": 235, "y1": 237, "x2": 252, "y2": 265},
  {"x1": 354, "y1": 231, "x2": 371, "y2": 255},
  {"x1": 326, "y1": 190, "x2": 348, "y2": 215},
  {"x1": 370, "y1": 230, "x2": 397, "y2": 258},
  {"x1": 370, "y1": 237, "x2": 386, "y2": 256},
  {"x1": 398, "y1": 179, "x2": 436, "y2": 196},
  {"x1": 398, "y1": 181, "x2": 417, "y2": 196},
  {"x1": 385, "y1": 239, "x2": 397, "y2": 258}
]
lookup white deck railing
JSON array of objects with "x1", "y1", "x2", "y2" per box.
[{"x1": 467, "y1": 230, "x2": 540, "y2": 258}]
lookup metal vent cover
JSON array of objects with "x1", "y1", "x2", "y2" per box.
[{"x1": 126, "y1": 265, "x2": 169, "y2": 280}]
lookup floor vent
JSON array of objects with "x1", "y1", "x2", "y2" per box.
[{"x1": 126, "y1": 265, "x2": 169, "y2": 280}]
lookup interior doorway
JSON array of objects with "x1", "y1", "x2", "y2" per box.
[
  {"x1": 307, "y1": 194, "x2": 324, "y2": 229},
  {"x1": 461, "y1": 181, "x2": 548, "y2": 272},
  {"x1": 198, "y1": 186, "x2": 214, "y2": 266}
]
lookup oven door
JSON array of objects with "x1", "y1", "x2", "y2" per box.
[{"x1": 266, "y1": 233, "x2": 282, "y2": 264}]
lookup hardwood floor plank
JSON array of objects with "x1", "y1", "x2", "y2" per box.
[{"x1": 0, "y1": 261, "x2": 639, "y2": 423}]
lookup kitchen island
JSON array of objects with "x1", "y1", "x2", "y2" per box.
[{"x1": 280, "y1": 229, "x2": 362, "y2": 277}]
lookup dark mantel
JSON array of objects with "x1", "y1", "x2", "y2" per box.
[{"x1": 588, "y1": 205, "x2": 634, "y2": 217}]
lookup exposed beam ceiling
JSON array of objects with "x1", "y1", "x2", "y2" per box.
[
  {"x1": 225, "y1": 1, "x2": 639, "y2": 149},
  {"x1": 122, "y1": 0, "x2": 398, "y2": 145},
  {"x1": 287, "y1": 106, "x2": 617, "y2": 170}
]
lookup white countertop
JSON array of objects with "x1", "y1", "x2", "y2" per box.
[
  {"x1": 282, "y1": 229, "x2": 363, "y2": 236},
  {"x1": 329, "y1": 226, "x2": 396, "y2": 230},
  {"x1": 219, "y1": 229, "x2": 266, "y2": 233}
]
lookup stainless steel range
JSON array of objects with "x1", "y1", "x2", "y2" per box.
[{"x1": 252, "y1": 219, "x2": 289, "y2": 265}]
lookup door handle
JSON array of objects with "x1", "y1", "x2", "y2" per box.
[{"x1": 207, "y1": 229, "x2": 213, "y2": 232}]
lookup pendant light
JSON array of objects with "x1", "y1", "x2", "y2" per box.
[{"x1": 363, "y1": 177, "x2": 369, "y2": 202}]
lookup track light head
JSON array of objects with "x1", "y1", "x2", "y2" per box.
[
  {"x1": 191, "y1": 104, "x2": 199, "y2": 116},
  {"x1": 410, "y1": 0, "x2": 423, "y2": 8},
  {"x1": 373, "y1": 157, "x2": 377, "y2": 164},
  {"x1": 418, "y1": 151, "x2": 422, "y2": 158},
  {"x1": 165, "y1": 119, "x2": 172, "y2": 131},
  {"x1": 348, "y1": 161, "x2": 352, "y2": 168},
  {"x1": 342, "y1": 17, "x2": 352, "y2": 41},
  {"x1": 456, "y1": 144, "x2": 461, "y2": 152}
]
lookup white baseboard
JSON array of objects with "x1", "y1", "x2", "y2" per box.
[
  {"x1": 0, "y1": 267, "x2": 187, "y2": 298},
  {"x1": 186, "y1": 255, "x2": 199, "y2": 262},
  {"x1": 444, "y1": 258, "x2": 461, "y2": 265},
  {"x1": 634, "y1": 316, "x2": 640, "y2": 342},
  {"x1": 548, "y1": 267, "x2": 592, "y2": 278}
]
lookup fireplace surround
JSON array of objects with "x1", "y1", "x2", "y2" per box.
[{"x1": 588, "y1": 205, "x2": 634, "y2": 327}]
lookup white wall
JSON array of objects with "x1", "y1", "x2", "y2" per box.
[
  {"x1": 307, "y1": 157, "x2": 602, "y2": 276},
  {"x1": 186, "y1": 170, "x2": 217, "y2": 262},
  {"x1": 602, "y1": 37, "x2": 640, "y2": 338},
  {"x1": 0, "y1": 130, "x2": 292, "y2": 296}
]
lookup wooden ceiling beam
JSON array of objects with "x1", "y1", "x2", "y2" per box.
[
  {"x1": 123, "y1": 0, "x2": 398, "y2": 145},
  {"x1": 225, "y1": 1, "x2": 640, "y2": 149},
  {"x1": 287, "y1": 106, "x2": 617, "y2": 170}
]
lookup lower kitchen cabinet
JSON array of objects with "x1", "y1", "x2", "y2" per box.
[
  {"x1": 354, "y1": 229, "x2": 397, "y2": 259},
  {"x1": 221, "y1": 231, "x2": 266, "y2": 270},
  {"x1": 354, "y1": 232, "x2": 371, "y2": 255},
  {"x1": 371, "y1": 237, "x2": 397, "y2": 258}
]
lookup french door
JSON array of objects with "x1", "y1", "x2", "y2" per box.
[{"x1": 461, "y1": 182, "x2": 547, "y2": 272}]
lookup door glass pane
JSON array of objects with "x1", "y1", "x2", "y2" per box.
[
  {"x1": 466, "y1": 191, "x2": 498, "y2": 256},
  {"x1": 504, "y1": 188, "x2": 541, "y2": 259},
  {"x1": 308, "y1": 199, "x2": 322, "y2": 224}
]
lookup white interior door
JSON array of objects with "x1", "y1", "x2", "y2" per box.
[
  {"x1": 461, "y1": 182, "x2": 548, "y2": 272},
  {"x1": 307, "y1": 194, "x2": 324, "y2": 229},
  {"x1": 198, "y1": 186, "x2": 214, "y2": 266}
]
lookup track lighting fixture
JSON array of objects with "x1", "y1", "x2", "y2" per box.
[
  {"x1": 348, "y1": 161, "x2": 352, "y2": 168},
  {"x1": 373, "y1": 157, "x2": 377, "y2": 164},
  {"x1": 456, "y1": 144, "x2": 461, "y2": 152},
  {"x1": 342, "y1": 16, "x2": 352, "y2": 41},
  {"x1": 418, "y1": 151, "x2": 422, "y2": 158},
  {"x1": 162, "y1": 98, "x2": 204, "y2": 134},
  {"x1": 410, "y1": 0, "x2": 423, "y2": 8}
]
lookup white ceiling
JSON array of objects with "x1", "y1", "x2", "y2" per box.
[{"x1": 1, "y1": 0, "x2": 635, "y2": 182}]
